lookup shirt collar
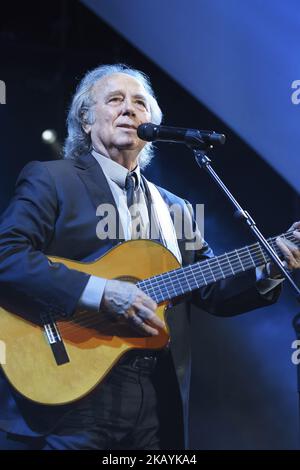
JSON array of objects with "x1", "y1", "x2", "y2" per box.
[{"x1": 91, "y1": 149, "x2": 141, "y2": 190}]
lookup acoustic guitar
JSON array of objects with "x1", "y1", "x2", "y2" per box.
[{"x1": 0, "y1": 232, "x2": 297, "y2": 405}]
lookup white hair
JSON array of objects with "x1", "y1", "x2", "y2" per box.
[{"x1": 63, "y1": 64, "x2": 163, "y2": 169}]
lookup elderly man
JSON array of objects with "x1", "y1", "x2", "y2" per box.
[{"x1": 0, "y1": 64, "x2": 299, "y2": 450}]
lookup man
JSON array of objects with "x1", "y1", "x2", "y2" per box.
[{"x1": 0, "y1": 64, "x2": 299, "y2": 450}]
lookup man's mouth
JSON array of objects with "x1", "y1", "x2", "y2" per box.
[{"x1": 117, "y1": 124, "x2": 137, "y2": 130}]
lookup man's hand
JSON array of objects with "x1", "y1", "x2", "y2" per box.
[
  {"x1": 101, "y1": 280, "x2": 164, "y2": 336},
  {"x1": 269, "y1": 221, "x2": 300, "y2": 277}
]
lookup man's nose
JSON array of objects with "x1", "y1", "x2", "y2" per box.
[{"x1": 121, "y1": 98, "x2": 135, "y2": 115}]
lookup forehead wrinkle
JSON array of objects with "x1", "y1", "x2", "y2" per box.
[
  {"x1": 95, "y1": 73, "x2": 148, "y2": 94},
  {"x1": 104, "y1": 89, "x2": 148, "y2": 100},
  {"x1": 91, "y1": 75, "x2": 152, "y2": 115}
]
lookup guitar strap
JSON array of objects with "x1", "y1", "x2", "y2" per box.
[{"x1": 141, "y1": 176, "x2": 182, "y2": 264}]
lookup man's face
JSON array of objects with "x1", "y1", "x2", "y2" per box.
[{"x1": 86, "y1": 73, "x2": 152, "y2": 158}]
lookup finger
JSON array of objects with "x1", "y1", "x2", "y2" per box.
[
  {"x1": 293, "y1": 230, "x2": 300, "y2": 240},
  {"x1": 136, "y1": 305, "x2": 164, "y2": 329},
  {"x1": 289, "y1": 221, "x2": 300, "y2": 231},
  {"x1": 276, "y1": 237, "x2": 295, "y2": 260},
  {"x1": 276, "y1": 237, "x2": 294, "y2": 255},
  {"x1": 132, "y1": 293, "x2": 157, "y2": 314},
  {"x1": 127, "y1": 312, "x2": 159, "y2": 336},
  {"x1": 144, "y1": 296, "x2": 158, "y2": 311},
  {"x1": 276, "y1": 238, "x2": 298, "y2": 268},
  {"x1": 280, "y1": 238, "x2": 299, "y2": 255},
  {"x1": 137, "y1": 291, "x2": 157, "y2": 311}
]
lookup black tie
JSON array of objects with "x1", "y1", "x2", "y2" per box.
[{"x1": 125, "y1": 173, "x2": 136, "y2": 209}]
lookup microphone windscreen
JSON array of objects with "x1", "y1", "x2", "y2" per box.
[{"x1": 137, "y1": 123, "x2": 157, "y2": 141}]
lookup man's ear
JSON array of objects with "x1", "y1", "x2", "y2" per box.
[
  {"x1": 81, "y1": 109, "x2": 92, "y2": 134},
  {"x1": 82, "y1": 122, "x2": 91, "y2": 134}
]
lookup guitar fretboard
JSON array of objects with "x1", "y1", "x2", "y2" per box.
[{"x1": 137, "y1": 231, "x2": 299, "y2": 304}]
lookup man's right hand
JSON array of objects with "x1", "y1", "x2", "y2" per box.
[{"x1": 101, "y1": 280, "x2": 164, "y2": 336}]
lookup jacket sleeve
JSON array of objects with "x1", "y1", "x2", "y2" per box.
[{"x1": 0, "y1": 161, "x2": 90, "y2": 321}]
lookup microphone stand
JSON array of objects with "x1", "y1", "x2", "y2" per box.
[
  {"x1": 192, "y1": 143, "x2": 300, "y2": 448},
  {"x1": 192, "y1": 147, "x2": 300, "y2": 297}
]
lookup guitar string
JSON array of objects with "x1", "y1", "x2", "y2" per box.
[
  {"x1": 54, "y1": 231, "x2": 298, "y2": 335},
  {"x1": 54, "y1": 231, "x2": 297, "y2": 334},
  {"x1": 55, "y1": 232, "x2": 297, "y2": 336},
  {"x1": 57, "y1": 244, "x2": 269, "y2": 333},
  {"x1": 134, "y1": 232, "x2": 295, "y2": 300},
  {"x1": 138, "y1": 232, "x2": 296, "y2": 297}
]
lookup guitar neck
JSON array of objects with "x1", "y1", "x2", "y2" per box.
[{"x1": 137, "y1": 231, "x2": 299, "y2": 304}]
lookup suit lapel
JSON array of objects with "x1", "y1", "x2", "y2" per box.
[{"x1": 74, "y1": 152, "x2": 124, "y2": 244}]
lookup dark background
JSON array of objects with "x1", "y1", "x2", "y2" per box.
[{"x1": 0, "y1": 0, "x2": 299, "y2": 449}]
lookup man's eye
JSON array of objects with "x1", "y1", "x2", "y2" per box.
[
  {"x1": 136, "y1": 100, "x2": 146, "y2": 107},
  {"x1": 109, "y1": 97, "x2": 122, "y2": 102}
]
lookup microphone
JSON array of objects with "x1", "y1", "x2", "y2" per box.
[{"x1": 137, "y1": 123, "x2": 226, "y2": 147}]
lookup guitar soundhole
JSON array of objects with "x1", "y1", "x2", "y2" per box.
[{"x1": 116, "y1": 275, "x2": 140, "y2": 284}]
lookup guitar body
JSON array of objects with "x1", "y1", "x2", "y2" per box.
[{"x1": 0, "y1": 240, "x2": 180, "y2": 406}]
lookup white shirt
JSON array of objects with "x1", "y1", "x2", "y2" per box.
[{"x1": 92, "y1": 150, "x2": 151, "y2": 240}]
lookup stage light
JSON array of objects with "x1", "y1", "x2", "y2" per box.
[
  {"x1": 41, "y1": 129, "x2": 57, "y2": 144},
  {"x1": 41, "y1": 129, "x2": 62, "y2": 159}
]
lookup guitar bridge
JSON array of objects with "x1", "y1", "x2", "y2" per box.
[{"x1": 43, "y1": 318, "x2": 70, "y2": 366}]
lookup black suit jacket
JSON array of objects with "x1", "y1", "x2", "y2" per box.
[{"x1": 0, "y1": 152, "x2": 280, "y2": 448}]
